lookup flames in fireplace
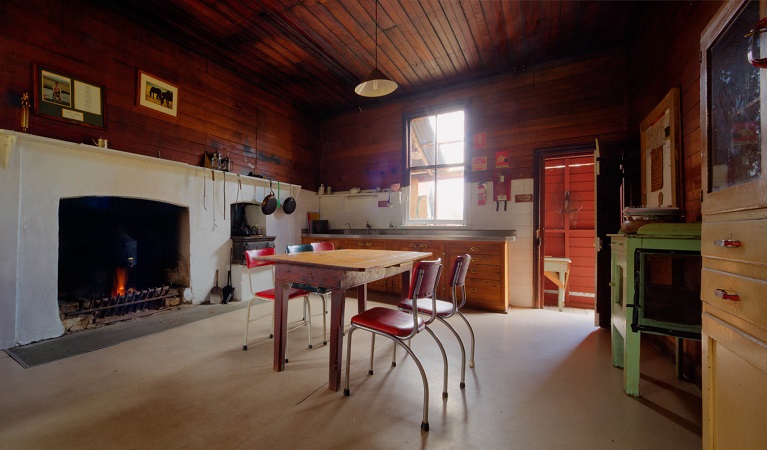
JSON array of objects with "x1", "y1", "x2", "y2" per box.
[{"x1": 113, "y1": 267, "x2": 128, "y2": 297}]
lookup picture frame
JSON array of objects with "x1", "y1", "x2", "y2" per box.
[
  {"x1": 137, "y1": 71, "x2": 178, "y2": 117},
  {"x1": 639, "y1": 87, "x2": 681, "y2": 208},
  {"x1": 34, "y1": 65, "x2": 105, "y2": 128}
]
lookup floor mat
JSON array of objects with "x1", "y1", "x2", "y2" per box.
[{"x1": 4, "y1": 301, "x2": 253, "y2": 368}]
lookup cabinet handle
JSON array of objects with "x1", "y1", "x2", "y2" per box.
[
  {"x1": 472, "y1": 258, "x2": 480, "y2": 263},
  {"x1": 419, "y1": 243, "x2": 427, "y2": 248},
  {"x1": 715, "y1": 289, "x2": 740, "y2": 301},
  {"x1": 608, "y1": 282, "x2": 615, "y2": 287},
  {"x1": 714, "y1": 239, "x2": 742, "y2": 248},
  {"x1": 365, "y1": 242, "x2": 372, "y2": 247},
  {"x1": 470, "y1": 269, "x2": 478, "y2": 274},
  {"x1": 358, "y1": 242, "x2": 364, "y2": 247},
  {"x1": 408, "y1": 243, "x2": 416, "y2": 249},
  {"x1": 470, "y1": 247, "x2": 479, "y2": 252},
  {"x1": 469, "y1": 288, "x2": 478, "y2": 292}
]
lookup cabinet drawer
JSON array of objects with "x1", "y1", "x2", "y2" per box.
[
  {"x1": 448, "y1": 242, "x2": 503, "y2": 256},
  {"x1": 465, "y1": 278, "x2": 502, "y2": 301},
  {"x1": 702, "y1": 219, "x2": 767, "y2": 265},
  {"x1": 702, "y1": 267, "x2": 767, "y2": 331},
  {"x1": 467, "y1": 253, "x2": 502, "y2": 266},
  {"x1": 458, "y1": 261, "x2": 501, "y2": 280}
]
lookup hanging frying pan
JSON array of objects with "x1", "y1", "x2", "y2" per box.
[
  {"x1": 283, "y1": 185, "x2": 297, "y2": 214},
  {"x1": 261, "y1": 179, "x2": 277, "y2": 215}
]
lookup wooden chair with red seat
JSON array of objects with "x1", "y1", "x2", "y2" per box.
[
  {"x1": 343, "y1": 259, "x2": 448, "y2": 432},
  {"x1": 396, "y1": 254, "x2": 475, "y2": 390},
  {"x1": 243, "y1": 247, "x2": 315, "y2": 362},
  {"x1": 285, "y1": 242, "x2": 333, "y2": 345}
]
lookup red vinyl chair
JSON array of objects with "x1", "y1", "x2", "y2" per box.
[
  {"x1": 243, "y1": 247, "x2": 315, "y2": 362},
  {"x1": 397, "y1": 254, "x2": 475, "y2": 389},
  {"x1": 343, "y1": 259, "x2": 447, "y2": 432}
]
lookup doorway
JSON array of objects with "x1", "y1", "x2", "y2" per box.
[{"x1": 537, "y1": 151, "x2": 596, "y2": 311}]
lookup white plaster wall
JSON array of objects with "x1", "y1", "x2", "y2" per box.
[{"x1": 0, "y1": 131, "x2": 314, "y2": 348}]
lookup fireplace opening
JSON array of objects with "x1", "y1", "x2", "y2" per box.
[{"x1": 58, "y1": 197, "x2": 190, "y2": 331}]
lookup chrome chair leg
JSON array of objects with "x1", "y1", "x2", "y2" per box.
[
  {"x1": 344, "y1": 326, "x2": 432, "y2": 432},
  {"x1": 424, "y1": 327, "x2": 449, "y2": 398},
  {"x1": 437, "y1": 317, "x2": 466, "y2": 389},
  {"x1": 243, "y1": 298, "x2": 255, "y2": 350},
  {"x1": 456, "y1": 310, "x2": 475, "y2": 368},
  {"x1": 343, "y1": 326, "x2": 358, "y2": 396},
  {"x1": 321, "y1": 294, "x2": 328, "y2": 345},
  {"x1": 305, "y1": 297, "x2": 313, "y2": 349},
  {"x1": 369, "y1": 333, "x2": 376, "y2": 375}
]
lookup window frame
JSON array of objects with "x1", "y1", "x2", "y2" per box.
[{"x1": 402, "y1": 105, "x2": 468, "y2": 226}]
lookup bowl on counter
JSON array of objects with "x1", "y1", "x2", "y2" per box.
[{"x1": 350, "y1": 187, "x2": 361, "y2": 194}]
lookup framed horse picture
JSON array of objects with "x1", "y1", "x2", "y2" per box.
[{"x1": 137, "y1": 71, "x2": 178, "y2": 117}]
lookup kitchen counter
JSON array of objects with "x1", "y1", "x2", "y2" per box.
[{"x1": 303, "y1": 229, "x2": 516, "y2": 242}]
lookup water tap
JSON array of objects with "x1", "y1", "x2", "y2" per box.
[{"x1": 366, "y1": 221, "x2": 372, "y2": 233}]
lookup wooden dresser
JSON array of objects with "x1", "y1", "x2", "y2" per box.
[{"x1": 701, "y1": 1, "x2": 767, "y2": 447}]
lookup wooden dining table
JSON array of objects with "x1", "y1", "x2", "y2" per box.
[{"x1": 255, "y1": 249, "x2": 431, "y2": 391}]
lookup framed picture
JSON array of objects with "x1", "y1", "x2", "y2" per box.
[
  {"x1": 137, "y1": 71, "x2": 178, "y2": 117},
  {"x1": 639, "y1": 87, "x2": 681, "y2": 208},
  {"x1": 34, "y1": 65, "x2": 105, "y2": 128}
]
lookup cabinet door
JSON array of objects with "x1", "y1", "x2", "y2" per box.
[
  {"x1": 701, "y1": 0, "x2": 767, "y2": 215},
  {"x1": 702, "y1": 313, "x2": 767, "y2": 449}
]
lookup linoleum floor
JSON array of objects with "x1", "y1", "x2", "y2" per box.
[{"x1": 0, "y1": 297, "x2": 701, "y2": 449}]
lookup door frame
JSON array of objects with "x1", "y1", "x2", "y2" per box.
[{"x1": 533, "y1": 145, "x2": 595, "y2": 309}]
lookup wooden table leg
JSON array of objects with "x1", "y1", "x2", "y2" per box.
[
  {"x1": 356, "y1": 284, "x2": 367, "y2": 313},
  {"x1": 400, "y1": 270, "x2": 411, "y2": 301},
  {"x1": 328, "y1": 289, "x2": 347, "y2": 391},
  {"x1": 273, "y1": 279, "x2": 289, "y2": 372}
]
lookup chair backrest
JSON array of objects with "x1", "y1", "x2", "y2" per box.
[
  {"x1": 408, "y1": 259, "x2": 442, "y2": 299},
  {"x1": 245, "y1": 247, "x2": 276, "y2": 269},
  {"x1": 286, "y1": 243, "x2": 314, "y2": 254},
  {"x1": 310, "y1": 241, "x2": 335, "y2": 251},
  {"x1": 450, "y1": 254, "x2": 472, "y2": 288},
  {"x1": 450, "y1": 254, "x2": 472, "y2": 309}
]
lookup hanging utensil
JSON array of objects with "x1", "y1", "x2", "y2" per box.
[
  {"x1": 283, "y1": 185, "x2": 297, "y2": 214},
  {"x1": 203, "y1": 166, "x2": 208, "y2": 211},
  {"x1": 235, "y1": 174, "x2": 242, "y2": 205},
  {"x1": 212, "y1": 170, "x2": 217, "y2": 231},
  {"x1": 223, "y1": 171, "x2": 227, "y2": 220},
  {"x1": 261, "y1": 179, "x2": 277, "y2": 215}
]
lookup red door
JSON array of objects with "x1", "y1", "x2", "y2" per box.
[{"x1": 542, "y1": 155, "x2": 596, "y2": 309}]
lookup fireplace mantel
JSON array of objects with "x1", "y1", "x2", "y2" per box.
[{"x1": 0, "y1": 130, "x2": 310, "y2": 349}]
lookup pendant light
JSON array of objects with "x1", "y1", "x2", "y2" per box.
[{"x1": 355, "y1": 0, "x2": 397, "y2": 97}]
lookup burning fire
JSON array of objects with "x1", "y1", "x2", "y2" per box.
[{"x1": 113, "y1": 267, "x2": 128, "y2": 297}]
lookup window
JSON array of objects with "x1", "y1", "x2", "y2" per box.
[{"x1": 405, "y1": 109, "x2": 465, "y2": 225}]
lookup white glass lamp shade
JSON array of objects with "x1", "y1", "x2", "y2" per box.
[{"x1": 354, "y1": 68, "x2": 398, "y2": 97}]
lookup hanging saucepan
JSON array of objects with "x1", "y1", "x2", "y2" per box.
[
  {"x1": 283, "y1": 185, "x2": 297, "y2": 214},
  {"x1": 261, "y1": 179, "x2": 277, "y2": 215}
]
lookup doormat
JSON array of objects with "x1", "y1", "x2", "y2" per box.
[{"x1": 4, "y1": 301, "x2": 254, "y2": 369}]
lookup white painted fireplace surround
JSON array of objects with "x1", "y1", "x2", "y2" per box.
[{"x1": 0, "y1": 130, "x2": 314, "y2": 349}]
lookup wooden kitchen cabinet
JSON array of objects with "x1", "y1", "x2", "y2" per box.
[
  {"x1": 448, "y1": 241, "x2": 508, "y2": 313},
  {"x1": 701, "y1": 1, "x2": 767, "y2": 447}
]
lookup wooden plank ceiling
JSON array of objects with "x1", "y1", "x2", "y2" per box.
[{"x1": 105, "y1": 0, "x2": 638, "y2": 118}]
